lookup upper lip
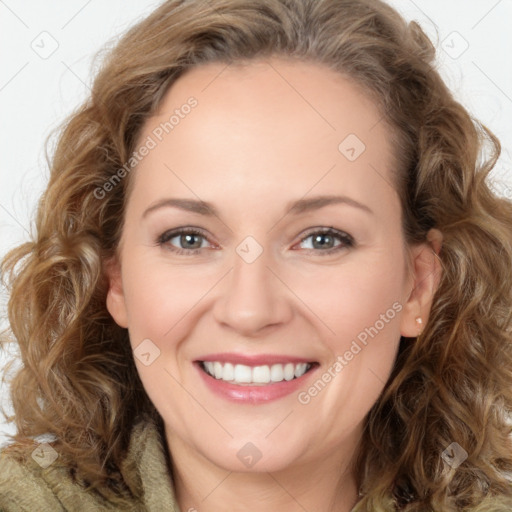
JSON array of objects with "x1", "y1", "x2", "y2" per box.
[{"x1": 195, "y1": 352, "x2": 316, "y2": 366}]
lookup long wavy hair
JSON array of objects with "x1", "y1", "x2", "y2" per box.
[{"x1": 2, "y1": 0, "x2": 512, "y2": 509}]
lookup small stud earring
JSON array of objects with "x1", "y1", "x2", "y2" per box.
[{"x1": 415, "y1": 316, "x2": 423, "y2": 335}]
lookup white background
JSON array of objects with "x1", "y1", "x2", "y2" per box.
[{"x1": 1, "y1": 0, "x2": 511, "y2": 446}]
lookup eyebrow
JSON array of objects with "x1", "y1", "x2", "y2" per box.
[{"x1": 142, "y1": 194, "x2": 374, "y2": 219}]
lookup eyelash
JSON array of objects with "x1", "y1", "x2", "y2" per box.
[{"x1": 156, "y1": 227, "x2": 355, "y2": 256}]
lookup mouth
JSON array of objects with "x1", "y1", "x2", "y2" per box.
[
  {"x1": 198, "y1": 360, "x2": 317, "y2": 386},
  {"x1": 194, "y1": 354, "x2": 319, "y2": 403}
]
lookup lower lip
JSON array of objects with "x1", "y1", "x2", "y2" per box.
[{"x1": 195, "y1": 362, "x2": 317, "y2": 404}]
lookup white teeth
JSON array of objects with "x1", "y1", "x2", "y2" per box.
[
  {"x1": 201, "y1": 361, "x2": 312, "y2": 385},
  {"x1": 294, "y1": 363, "x2": 308, "y2": 377},
  {"x1": 214, "y1": 362, "x2": 223, "y2": 379},
  {"x1": 234, "y1": 364, "x2": 252, "y2": 383},
  {"x1": 252, "y1": 365, "x2": 270, "y2": 383},
  {"x1": 284, "y1": 363, "x2": 295, "y2": 381},
  {"x1": 223, "y1": 362, "x2": 234, "y2": 381},
  {"x1": 270, "y1": 364, "x2": 284, "y2": 382}
]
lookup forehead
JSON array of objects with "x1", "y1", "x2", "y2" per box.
[{"x1": 129, "y1": 57, "x2": 399, "y2": 216}]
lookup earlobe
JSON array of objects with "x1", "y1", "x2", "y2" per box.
[
  {"x1": 104, "y1": 256, "x2": 129, "y2": 328},
  {"x1": 400, "y1": 228, "x2": 443, "y2": 338}
]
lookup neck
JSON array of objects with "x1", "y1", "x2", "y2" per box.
[{"x1": 166, "y1": 430, "x2": 362, "y2": 512}]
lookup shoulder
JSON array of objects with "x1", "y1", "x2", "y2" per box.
[
  {"x1": 0, "y1": 441, "x2": 139, "y2": 512},
  {"x1": 0, "y1": 414, "x2": 178, "y2": 512},
  {"x1": 0, "y1": 441, "x2": 65, "y2": 511}
]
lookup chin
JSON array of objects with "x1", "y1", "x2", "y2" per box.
[{"x1": 197, "y1": 435, "x2": 308, "y2": 473}]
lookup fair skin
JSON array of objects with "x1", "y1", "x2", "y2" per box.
[{"x1": 106, "y1": 57, "x2": 442, "y2": 512}]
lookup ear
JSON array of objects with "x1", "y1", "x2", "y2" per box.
[
  {"x1": 104, "y1": 255, "x2": 129, "y2": 328},
  {"x1": 400, "y1": 228, "x2": 443, "y2": 338}
]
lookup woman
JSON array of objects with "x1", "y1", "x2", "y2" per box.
[{"x1": 1, "y1": 0, "x2": 512, "y2": 510}]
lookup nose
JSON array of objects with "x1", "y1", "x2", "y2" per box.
[{"x1": 212, "y1": 244, "x2": 293, "y2": 337}]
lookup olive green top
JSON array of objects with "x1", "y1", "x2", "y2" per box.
[
  {"x1": 3, "y1": 417, "x2": 512, "y2": 511},
  {"x1": 0, "y1": 415, "x2": 179, "y2": 511}
]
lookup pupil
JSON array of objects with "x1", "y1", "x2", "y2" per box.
[
  {"x1": 182, "y1": 234, "x2": 200, "y2": 248},
  {"x1": 313, "y1": 234, "x2": 332, "y2": 249}
]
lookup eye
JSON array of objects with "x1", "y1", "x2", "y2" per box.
[
  {"x1": 156, "y1": 226, "x2": 355, "y2": 256},
  {"x1": 157, "y1": 228, "x2": 213, "y2": 255},
  {"x1": 295, "y1": 227, "x2": 354, "y2": 254}
]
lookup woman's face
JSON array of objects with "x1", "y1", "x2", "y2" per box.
[{"x1": 107, "y1": 58, "x2": 434, "y2": 474}]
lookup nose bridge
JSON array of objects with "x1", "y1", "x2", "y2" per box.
[{"x1": 213, "y1": 237, "x2": 292, "y2": 335}]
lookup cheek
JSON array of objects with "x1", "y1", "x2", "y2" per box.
[
  {"x1": 290, "y1": 250, "x2": 406, "y2": 347},
  {"x1": 292, "y1": 255, "x2": 404, "y2": 440},
  {"x1": 119, "y1": 255, "x2": 210, "y2": 426},
  {"x1": 120, "y1": 251, "x2": 208, "y2": 341}
]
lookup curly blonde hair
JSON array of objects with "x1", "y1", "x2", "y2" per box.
[{"x1": 2, "y1": 0, "x2": 512, "y2": 509}]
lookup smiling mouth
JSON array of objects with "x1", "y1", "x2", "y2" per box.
[{"x1": 198, "y1": 360, "x2": 318, "y2": 386}]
